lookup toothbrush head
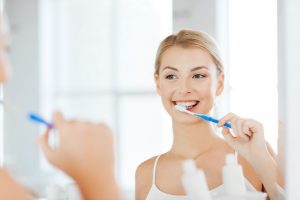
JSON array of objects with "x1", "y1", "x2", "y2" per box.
[
  {"x1": 175, "y1": 104, "x2": 194, "y2": 115},
  {"x1": 175, "y1": 104, "x2": 186, "y2": 112}
]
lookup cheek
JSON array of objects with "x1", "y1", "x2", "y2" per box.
[
  {"x1": 196, "y1": 83, "x2": 215, "y2": 98},
  {"x1": 197, "y1": 86, "x2": 216, "y2": 113},
  {"x1": 159, "y1": 81, "x2": 175, "y2": 96}
]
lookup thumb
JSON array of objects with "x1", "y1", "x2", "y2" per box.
[
  {"x1": 222, "y1": 127, "x2": 236, "y2": 147},
  {"x1": 37, "y1": 129, "x2": 56, "y2": 164}
]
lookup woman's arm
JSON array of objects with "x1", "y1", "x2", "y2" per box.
[
  {"x1": 0, "y1": 169, "x2": 34, "y2": 200},
  {"x1": 218, "y1": 113, "x2": 278, "y2": 200},
  {"x1": 135, "y1": 158, "x2": 153, "y2": 200},
  {"x1": 248, "y1": 149, "x2": 277, "y2": 200}
]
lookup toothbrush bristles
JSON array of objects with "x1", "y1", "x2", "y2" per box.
[
  {"x1": 175, "y1": 105, "x2": 194, "y2": 115},
  {"x1": 175, "y1": 104, "x2": 187, "y2": 112}
]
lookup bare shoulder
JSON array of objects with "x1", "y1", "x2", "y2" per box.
[
  {"x1": 136, "y1": 156, "x2": 157, "y2": 183},
  {"x1": 135, "y1": 155, "x2": 159, "y2": 200},
  {"x1": 238, "y1": 155, "x2": 263, "y2": 191}
]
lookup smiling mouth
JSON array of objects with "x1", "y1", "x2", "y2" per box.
[{"x1": 173, "y1": 101, "x2": 200, "y2": 110}]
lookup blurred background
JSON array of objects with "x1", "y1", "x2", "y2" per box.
[{"x1": 2, "y1": 0, "x2": 297, "y2": 199}]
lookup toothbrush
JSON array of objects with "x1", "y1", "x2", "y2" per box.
[
  {"x1": 175, "y1": 105, "x2": 231, "y2": 128},
  {"x1": 27, "y1": 113, "x2": 54, "y2": 128},
  {"x1": 0, "y1": 99, "x2": 54, "y2": 129}
]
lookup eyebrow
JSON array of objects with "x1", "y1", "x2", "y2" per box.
[
  {"x1": 162, "y1": 66, "x2": 178, "y2": 71},
  {"x1": 191, "y1": 66, "x2": 208, "y2": 71},
  {"x1": 162, "y1": 66, "x2": 208, "y2": 72}
]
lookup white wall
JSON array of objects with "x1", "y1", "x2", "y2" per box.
[
  {"x1": 278, "y1": 0, "x2": 300, "y2": 199},
  {"x1": 39, "y1": 1, "x2": 172, "y2": 199},
  {"x1": 4, "y1": 0, "x2": 40, "y2": 179}
]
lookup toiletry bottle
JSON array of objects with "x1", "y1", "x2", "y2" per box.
[
  {"x1": 65, "y1": 182, "x2": 83, "y2": 200},
  {"x1": 45, "y1": 184, "x2": 65, "y2": 200},
  {"x1": 222, "y1": 154, "x2": 246, "y2": 196},
  {"x1": 181, "y1": 159, "x2": 211, "y2": 200}
]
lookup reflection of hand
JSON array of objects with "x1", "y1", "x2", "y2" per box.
[
  {"x1": 38, "y1": 112, "x2": 115, "y2": 178},
  {"x1": 0, "y1": 169, "x2": 34, "y2": 200},
  {"x1": 217, "y1": 113, "x2": 269, "y2": 163},
  {"x1": 38, "y1": 112, "x2": 120, "y2": 200}
]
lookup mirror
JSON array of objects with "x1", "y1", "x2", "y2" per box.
[{"x1": 1, "y1": 0, "x2": 286, "y2": 199}]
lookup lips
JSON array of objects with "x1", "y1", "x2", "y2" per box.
[{"x1": 174, "y1": 100, "x2": 200, "y2": 110}]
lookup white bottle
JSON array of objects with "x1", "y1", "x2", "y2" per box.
[
  {"x1": 45, "y1": 184, "x2": 65, "y2": 200},
  {"x1": 222, "y1": 154, "x2": 246, "y2": 196},
  {"x1": 65, "y1": 182, "x2": 83, "y2": 200},
  {"x1": 181, "y1": 159, "x2": 211, "y2": 200}
]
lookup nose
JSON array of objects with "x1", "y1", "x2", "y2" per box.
[{"x1": 178, "y1": 78, "x2": 192, "y2": 95}]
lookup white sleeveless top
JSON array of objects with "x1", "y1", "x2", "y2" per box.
[{"x1": 145, "y1": 155, "x2": 257, "y2": 200}]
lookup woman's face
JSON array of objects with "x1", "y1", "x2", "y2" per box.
[{"x1": 155, "y1": 46, "x2": 224, "y2": 124}]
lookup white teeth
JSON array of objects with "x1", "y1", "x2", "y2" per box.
[{"x1": 176, "y1": 101, "x2": 197, "y2": 107}]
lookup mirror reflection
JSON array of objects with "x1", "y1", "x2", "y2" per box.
[{"x1": 0, "y1": 0, "x2": 285, "y2": 199}]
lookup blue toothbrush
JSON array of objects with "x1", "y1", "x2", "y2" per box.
[
  {"x1": 175, "y1": 105, "x2": 231, "y2": 128},
  {"x1": 0, "y1": 99, "x2": 54, "y2": 129},
  {"x1": 27, "y1": 113, "x2": 54, "y2": 128}
]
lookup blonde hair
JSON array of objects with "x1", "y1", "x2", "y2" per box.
[{"x1": 154, "y1": 29, "x2": 223, "y2": 75}]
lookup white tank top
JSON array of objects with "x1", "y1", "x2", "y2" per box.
[{"x1": 145, "y1": 155, "x2": 257, "y2": 200}]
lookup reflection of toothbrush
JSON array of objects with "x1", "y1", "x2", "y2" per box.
[
  {"x1": 175, "y1": 105, "x2": 231, "y2": 128},
  {"x1": 28, "y1": 113, "x2": 54, "y2": 128},
  {"x1": 0, "y1": 99, "x2": 54, "y2": 128}
]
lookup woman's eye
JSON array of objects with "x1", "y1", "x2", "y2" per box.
[
  {"x1": 165, "y1": 74, "x2": 177, "y2": 80},
  {"x1": 193, "y1": 74, "x2": 205, "y2": 79}
]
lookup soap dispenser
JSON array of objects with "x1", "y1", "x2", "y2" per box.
[
  {"x1": 222, "y1": 154, "x2": 246, "y2": 196},
  {"x1": 181, "y1": 159, "x2": 211, "y2": 200},
  {"x1": 220, "y1": 154, "x2": 267, "y2": 200}
]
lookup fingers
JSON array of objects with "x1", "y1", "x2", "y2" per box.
[
  {"x1": 242, "y1": 119, "x2": 255, "y2": 136},
  {"x1": 218, "y1": 112, "x2": 235, "y2": 128},
  {"x1": 221, "y1": 127, "x2": 235, "y2": 147},
  {"x1": 53, "y1": 112, "x2": 65, "y2": 129},
  {"x1": 218, "y1": 113, "x2": 250, "y2": 142}
]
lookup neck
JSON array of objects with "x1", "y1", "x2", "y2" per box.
[{"x1": 170, "y1": 120, "x2": 222, "y2": 159}]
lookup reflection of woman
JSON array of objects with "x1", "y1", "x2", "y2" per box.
[
  {"x1": 0, "y1": 16, "x2": 120, "y2": 200},
  {"x1": 135, "y1": 30, "x2": 278, "y2": 200}
]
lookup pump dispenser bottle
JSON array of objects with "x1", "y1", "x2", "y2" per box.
[
  {"x1": 181, "y1": 159, "x2": 211, "y2": 200},
  {"x1": 222, "y1": 154, "x2": 246, "y2": 195},
  {"x1": 219, "y1": 154, "x2": 267, "y2": 200}
]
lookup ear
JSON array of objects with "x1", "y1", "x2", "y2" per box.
[
  {"x1": 154, "y1": 73, "x2": 161, "y2": 96},
  {"x1": 216, "y1": 72, "x2": 224, "y2": 96}
]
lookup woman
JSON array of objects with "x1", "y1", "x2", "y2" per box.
[{"x1": 135, "y1": 30, "x2": 278, "y2": 200}]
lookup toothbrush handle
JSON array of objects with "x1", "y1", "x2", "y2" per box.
[
  {"x1": 28, "y1": 113, "x2": 54, "y2": 129},
  {"x1": 196, "y1": 114, "x2": 232, "y2": 128},
  {"x1": 223, "y1": 122, "x2": 231, "y2": 128}
]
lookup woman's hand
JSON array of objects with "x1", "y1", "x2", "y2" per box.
[
  {"x1": 218, "y1": 113, "x2": 269, "y2": 163},
  {"x1": 38, "y1": 112, "x2": 115, "y2": 178},
  {"x1": 218, "y1": 113, "x2": 279, "y2": 200},
  {"x1": 38, "y1": 112, "x2": 120, "y2": 200}
]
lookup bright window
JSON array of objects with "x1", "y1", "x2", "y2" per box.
[
  {"x1": 39, "y1": 0, "x2": 172, "y2": 198},
  {"x1": 228, "y1": 0, "x2": 278, "y2": 149}
]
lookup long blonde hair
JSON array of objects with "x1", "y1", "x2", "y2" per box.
[{"x1": 154, "y1": 30, "x2": 223, "y2": 75}]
